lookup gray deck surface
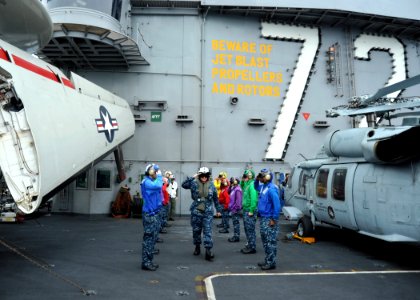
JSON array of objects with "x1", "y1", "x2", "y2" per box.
[{"x1": 0, "y1": 213, "x2": 419, "y2": 299}]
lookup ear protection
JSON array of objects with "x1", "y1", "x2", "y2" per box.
[
  {"x1": 145, "y1": 164, "x2": 156, "y2": 176},
  {"x1": 260, "y1": 169, "x2": 271, "y2": 181}
]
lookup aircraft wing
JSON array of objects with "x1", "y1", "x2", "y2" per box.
[{"x1": 0, "y1": 39, "x2": 135, "y2": 214}]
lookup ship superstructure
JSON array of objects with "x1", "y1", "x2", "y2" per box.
[{"x1": 32, "y1": 0, "x2": 420, "y2": 214}]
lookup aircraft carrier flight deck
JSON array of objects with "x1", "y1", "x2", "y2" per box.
[{"x1": 0, "y1": 213, "x2": 419, "y2": 300}]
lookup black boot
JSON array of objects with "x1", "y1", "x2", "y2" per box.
[
  {"x1": 205, "y1": 248, "x2": 214, "y2": 261},
  {"x1": 193, "y1": 245, "x2": 200, "y2": 256},
  {"x1": 142, "y1": 264, "x2": 157, "y2": 271},
  {"x1": 240, "y1": 247, "x2": 256, "y2": 254}
]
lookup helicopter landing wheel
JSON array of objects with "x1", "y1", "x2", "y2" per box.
[{"x1": 297, "y1": 216, "x2": 314, "y2": 237}]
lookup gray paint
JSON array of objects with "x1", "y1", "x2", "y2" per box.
[
  {"x1": 201, "y1": 0, "x2": 420, "y2": 21},
  {"x1": 48, "y1": 4, "x2": 420, "y2": 215}
]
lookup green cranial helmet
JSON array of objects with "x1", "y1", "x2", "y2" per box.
[{"x1": 243, "y1": 169, "x2": 255, "y2": 179}]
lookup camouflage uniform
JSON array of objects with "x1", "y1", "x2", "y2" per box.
[
  {"x1": 228, "y1": 182, "x2": 242, "y2": 241},
  {"x1": 140, "y1": 166, "x2": 163, "y2": 269},
  {"x1": 142, "y1": 212, "x2": 160, "y2": 265},
  {"x1": 243, "y1": 213, "x2": 257, "y2": 249},
  {"x1": 182, "y1": 176, "x2": 221, "y2": 250},
  {"x1": 259, "y1": 216, "x2": 279, "y2": 266},
  {"x1": 159, "y1": 204, "x2": 169, "y2": 230},
  {"x1": 231, "y1": 213, "x2": 240, "y2": 239},
  {"x1": 241, "y1": 170, "x2": 258, "y2": 252},
  {"x1": 219, "y1": 185, "x2": 230, "y2": 231},
  {"x1": 257, "y1": 171, "x2": 281, "y2": 269}
]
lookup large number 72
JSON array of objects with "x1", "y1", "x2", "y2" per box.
[
  {"x1": 262, "y1": 22, "x2": 319, "y2": 160},
  {"x1": 262, "y1": 22, "x2": 406, "y2": 160}
]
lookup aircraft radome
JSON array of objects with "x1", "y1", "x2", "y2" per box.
[
  {"x1": 0, "y1": 0, "x2": 135, "y2": 214},
  {"x1": 284, "y1": 75, "x2": 420, "y2": 242}
]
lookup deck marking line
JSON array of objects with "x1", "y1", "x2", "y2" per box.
[{"x1": 204, "y1": 270, "x2": 420, "y2": 300}]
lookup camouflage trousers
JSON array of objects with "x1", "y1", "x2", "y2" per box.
[
  {"x1": 231, "y1": 212, "x2": 241, "y2": 239},
  {"x1": 243, "y1": 212, "x2": 257, "y2": 250},
  {"x1": 221, "y1": 209, "x2": 230, "y2": 230},
  {"x1": 142, "y1": 213, "x2": 159, "y2": 266},
  {"x1": 159, "y1": 204, "x2": 169, "y2": 230},
  {"x1": 259, "y1": 217, "x2": 279, "y2": 267},
  {"x1": 191, "y1": 211, "x2": 214, "y2": 249}
]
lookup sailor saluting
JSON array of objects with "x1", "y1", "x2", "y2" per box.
[
  {"x1": 182, "y1": 167, "x2": 222, "y2": 261},
  {"x1": 140, "y1": 164, "x2": 163, "y2": 271}
]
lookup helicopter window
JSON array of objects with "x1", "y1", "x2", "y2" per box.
[
  {"x1": 332, "y1": 168, "x2": 346, "y2": 201},
  {"x1": 316, "y1": 169, "x2": 329, "y2": 198},
  {"x1": 298, "y1": 172, "x2": 309, "y2": 195}
]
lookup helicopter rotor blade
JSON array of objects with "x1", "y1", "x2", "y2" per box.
[
  {"x1": 326, "y1": 97, "x2": 420, "y2": 117},
  {"x1": 364, "y1": 74, "x2": 420, "y2": 104}
]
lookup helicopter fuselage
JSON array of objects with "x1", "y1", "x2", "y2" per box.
[{"x1": 285, "y1": 127, "x2": 420, "y2": 242}]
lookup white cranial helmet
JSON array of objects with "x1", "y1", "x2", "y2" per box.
[
  {"x1": 145, "y1": 164, "x2": 154, "y2": 175},
  {"x1": 198, "y1": 167, "x2": 210, "y2": 176}
]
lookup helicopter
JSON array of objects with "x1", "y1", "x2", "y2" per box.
[
  {"x1": 283, "y1": 74, "x2": 420, "y2": 242},
  {"x1": 0, "y1": 0, "x2": 135, "y2": 214}
]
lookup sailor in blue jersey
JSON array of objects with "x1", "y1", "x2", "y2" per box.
[
  {"x1": 140, "y1": 163, "x2": 163, "y2": 271},
  {"x1": 182, "y1": 167, "x2": 222, "y2": 261},
  {"x1": 256, "y1": 168, "x2": 282, "y2": 270}
]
